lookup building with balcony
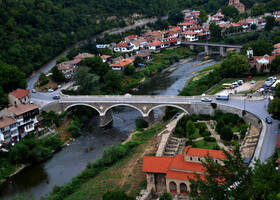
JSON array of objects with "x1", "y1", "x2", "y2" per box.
[
  {"x1": 0, "y1": 104, "x2": 40, "y2": 139},
  {"x1": 0, "y1": 116, "x2": 18, "y2": 142}
]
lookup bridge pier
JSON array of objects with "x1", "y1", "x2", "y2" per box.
[
  {"x1": 100, "y1": 110, "x2": 113, "y2": 127},
  {"x1": 189, "y1": 44, "x2": 195, "y2": 51},
  {"x1": 143, "y1": 110, "x2": 155, "y2": 125},
  {"x1": 219, "y1": 46, "x2": 227, "y2": 57},
  {"x1": 204, "y1": 45, "x2": 212, "y2": 55}
]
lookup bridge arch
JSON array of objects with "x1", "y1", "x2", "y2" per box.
[
  {"x1": 64, "y1": 103, "x2": 101, "y2": 114},
  {"x1": 147, "y1": 104, "x2": 189, "y2": 117},
  {"x1": 103, "y1": 104, "x2": 145, "y2": 116}
]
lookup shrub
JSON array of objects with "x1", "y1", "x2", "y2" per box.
[
  {"x1": 204, "y1": 136, "x2": 216, "y2": 142},
  {"x1": 102, "y1": 190, "x2": 135, "y2": 200},
  {"x1": 211, "y1": 103, "x2": 217, "y2": 109},
  {"x1": 67, "y1": 120, "x2": 82, "y2": 138},
  {"x1": 202, "y1": 130, "x2": 211, "y2": 137},
  {"x1": 159, "y1": 191, "x2": 172, "y2": 200},
  {"x1": 135, "y1": 117, "x2": 148, "y2": 129}
]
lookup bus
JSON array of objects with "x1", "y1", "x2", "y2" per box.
[{"x1": 222, "y1": 83, "x2": 232, "y2": 89}]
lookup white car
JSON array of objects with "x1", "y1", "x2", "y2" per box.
[
  {"x1": 57, "y1": 84, "x2": 62, "y2": 88},
  {"x1": 48, "y1": 88, "x2": 54, "y2": 92},
  {"x1": 201, "y1": 97, "x2": 212, "y2": 102},
  {"x1": 250, "y1": 80, "x2": 256, "y2": 84}
]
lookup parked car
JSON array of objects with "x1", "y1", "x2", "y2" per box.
[
  {"x1": 57, "y1": 84, "x2": 62, "y2": 88},
  {"x1": 201, "y1": 97, "x2": 212, "y2": 102},
  {"x1": 265, "y1": 117, "x2": 273, "y2": 124},
  {"x1": 48, "y1": 88, "x2": 54, "y2": 92},
  {"x1": 231, "y1": 82, "x2": 239, "y2": 88},
  {"x1": 237, "y1": 80, "x2": 244, "y2": 85},
  {"x1": 32, "y1": 89, "x2": 37, "y2": 93},
  {"x1": 250, "y1": 80, "x2": 256, "y2": 84},
  {"x1": 175, "y1": 113, "x2": 181, "y2": 118},
  {"x1": 52, "y1": 95, "x2": 60, "y2": 100}
]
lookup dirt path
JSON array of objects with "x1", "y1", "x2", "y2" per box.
[{"x1": 205, "y1": 122, "x2": 229, "y2": 151}]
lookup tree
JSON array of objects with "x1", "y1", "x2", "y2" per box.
[
  {"x1": 189, "y1": 145, "x2": 253, "y2": 200},
  {"x1": 268, "y1": 97, "x2": 280, "y2": 120},
  {"x1": 251, "y1": 24, "x2": 257, "y2": 30},
  {"x1": 124, "y1": 65, "x2": 135, "y2": 76},
  {"x1": 222, "y1": 6, "x2": 239, "y2": 19},
  {"x1": 102, "y1": 190, "x2": 135, "y2": 200},
  {"x1": 220, "y1": 125, "x2": 233, "y2": 141},
  {"x1": 209, "y1": 23, "x2": 222, "y2": 42},
  {"x1": 251, "y1": 157, "x2": 280, "y2": 199},
  {"x1": 134, "y1": 57, "x2": 144, "y2": 68},
  {"x1": 220, "y1": 53, "x2": 249, "y2": 77},
  {"x1": 0, "y1": 63, "x2": 26, "y2": 93},
  {"x1": 159, "y1": 191, "x2": 172, "y2": 200},
  {"x1": 199, "y1": 9, "x2": 208, "y2": 24},
  {"x1": 56, "y1": 56, "x2": 68, "y2": 64},
  {"x1": 38, "y1": 72, "x2": 49, "y2": 86},
  {"x1": 186, "y1": 120, "x2": 195, "y2": 138},
  {"x1": 73, "y1": 66, "x2": 99, "y2": 95},
  {"x1": 168, "y1": 8, "x2": 184, "y2": 26},
  {"x1": 0, "y1": 87, "x2": 8, "y2": 109},
  {"x1": 103, "y1": 71, "x2": 123, "y2": 94},
  {"x1": 81, "y1": 56, "x2": 110, "y2": 81},
  {"x1": 51, "y1": 66, "x2": 65, "y2": 83},
  {"x1": 265, "y1": 16, "x2": 275, "y2": 32},
  {"x1": 268, "y1": 55, "x2": 280, "y2": 74},
  {"x1": 246, "y1": 40, "x2": 273, "y2": 56}
]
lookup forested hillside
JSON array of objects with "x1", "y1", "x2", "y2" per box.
[{"x1": 0, "y1": 0, "x2": 231, "y2": 77}]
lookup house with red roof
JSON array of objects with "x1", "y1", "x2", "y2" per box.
[
  {"x1": 179, "y1": 31, "x2": 198, "y2": 42},
  {"x1": 110, "y1": 58, "x2": 135, "y2": 71},
  {"x1": 125, "y1": 35, "x2": 139, "y2": 42},
  {"x1": 248, "y1": 54, "x2": 275, "y2": 73},
  {"x1": 274, "y1": 12, "x2": 280, "y2": 19},
  {"x1": 8, "y1": 89, "x2": 31, "y2": 106},
  {"x1": 113, "y1": 41, "x2": 134, "y2": 53},
  {"x1": 148, "y1": 37, "x2": 181, "y2": 50},
  {"x1": 142, "y1": 146, "x2": 226, "y2": 195}
]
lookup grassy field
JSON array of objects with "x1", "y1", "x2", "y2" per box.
[
  {"x1": 196, "y1": 62, "x2": 221, "y2": 73},
  {"x1": 193, "y1": 139, "x2": 219, "y2": 150},
  {"x1": 57, "y1": 122, "x2": 167, "y2": 200}
]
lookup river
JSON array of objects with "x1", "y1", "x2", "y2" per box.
[{"x1": 0, "y1": 54, "x2": 220, "y2": 200}]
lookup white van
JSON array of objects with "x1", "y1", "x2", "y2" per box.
[{"x1": 216, "y1": 94, "x2": 229, "y2": 100}]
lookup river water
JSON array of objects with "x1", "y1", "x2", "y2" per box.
[{"x1": 0, "y1": 54, "x2": 219, "y2": 200}]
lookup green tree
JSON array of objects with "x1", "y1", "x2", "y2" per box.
[
  {"x1": 135, "y1": 117, "x2": 148, "y2": 129},
  {"x1": 189, "y1": 145, "x2": 253, "y2": 200},
  {"x1": 102, "y1": 190, "x2": 135, "y2": 200},
  {"x1": 51, "y1": 66, "x2": 65, "y2": 83},
  {"x1": 246, "y1": 40, "x2": 273, "y2": 56},
  {"x1": 73, "y1": 66, "x2": 99, "y2": 95},
  {"x1": 268, "y1": 97, "x2": 280, "y2": 120},
  {"x1": 0, "y1": 87, "x2": 8, "y2": 109},
  {"x1": 0, "y1": 63, "x2": 26, "y2": 93},
  {"x1": 220, "y1": 125, "x2": 233, "y2": 141},
  {"x1": 199, "y1": 9, "x2": 208, "y2": 24},
  {"x1": 168, "y1": 8, "x2": 184, "y2": 26},
  {"x1": 38, "y1": 72, "x2": 49, "y2": 86},
  {"x1": 268, "y1": 55, "x2": 280, "y2": 74},
  {"x1": 56, "y1": 56, "x2": 68, "y2": 64},
  {"x1": 103, "y1": 70, "x2": 123, "y2": 94},
  {"x1": 210, "y1": 23, "x2": 222, "y2": 42},
  {"x1": 265, "y1": 16, "x2": 275, "y2": 32},
  {"x1": 221, "y1": 53, "x2": 248, "y2": 76},
  {"x1": 186, "y1": 120, "x2": 195, "y2": 138},
  {"x1": 159, "y1": 191, "x2": 172, "y2": 200},
  {"x1": 81, "y1": 56, "x2": 110, "y2": 81},
  {"x1": 251, "y1": 24, "x2": 257, "y2": 30},
  {"x1": 124, "y1": 65, "x2": 135, "y2": 76},
  {"x1": 134, "y1": 57, "x2": 144, "y2": 68},
  {"x1": 222, "y1": 6, "x2": 239, "y2": 19}
]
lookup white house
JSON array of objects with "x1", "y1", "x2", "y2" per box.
[
  {"x1": 113, "y1": 41, "x2": 134, "y2": 53},
  {"x1": 180, "y1": 31, "x2": 198, "y2": 42},
  {"x1": 274, "y1": 12, "x2": 280, "y2": 19},
  {"x1": 0, "y1": 116, "x2": 19, "y2": 142},
  {"x1": 148, "y1": 37, "x2": 181, "y2": 50}
]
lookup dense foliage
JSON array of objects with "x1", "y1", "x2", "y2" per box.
[{"x1": 102, "y1": 190, "x2": 135, "y2": 200}]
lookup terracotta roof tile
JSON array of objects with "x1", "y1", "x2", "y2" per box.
[
  {"x1": 248, "y1": 55, "x2": 275, "y2": 63},
  {"x1": 8, "y1": 104, "x2": 40, "y2": 116},
  {"x1": 0, "y1": 116, "x2": 17, "y2": 128},
  {"x1": 110, "y1": 58, "x2": 134, "y2": 68},
  {"x1": 276, "y1": 158, "x2": 280, "y2": 164},
  {"x1": 10, "y1": 89, "x2": 29, "y2": 99},
  {"x1": 100, "y1": 55, "x2": 111, "y2": 59},
  {"x1": 180, "y1": 31, "x2": 197, "y2": 35},
  {"x1": 166, "y1": 170, "x2": 205, "y2": 181},
  {"x1": 169, "y1": 154, "x2": 205, "y2": 172},
  {"x1": 274, "y1": 43, "x2": 280, "y2": 49},
  {"x1": 74, "y1": 53, "x2": 95, "y2": 59},
  {"x1": 142, "y1": 156, "x2": 173, "y2": 173},
  {"x1": 184, "y1": 146, "x2": 226, "y2": 159}
]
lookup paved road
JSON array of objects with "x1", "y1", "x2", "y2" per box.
[{"x1": 55, "y1": 95, "x2": 278, "y2": 163}]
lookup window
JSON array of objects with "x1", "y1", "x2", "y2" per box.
[
  {"x1": 215, "y1": 160, "x2": 218, "y2": 163},
  {"x1": 150, "y1": 177, "x2": 153, "y2": 183},
  {"x1": 198, "y1": 158, "x2": 201, "y2": 161},
  {"x1": 190, "y1": 157, "x2": 192, "y2": 161}
]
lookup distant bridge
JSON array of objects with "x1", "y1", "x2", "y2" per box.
[{"x1": 181, "y1": 42, "x2": 243, "y2": 57}]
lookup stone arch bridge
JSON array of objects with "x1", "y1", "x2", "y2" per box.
[{"x1": 42, "y1": 95, "x2": 220, "y2": 127}]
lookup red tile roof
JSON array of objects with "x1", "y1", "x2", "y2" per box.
[
  {"x1": 180, "y1": 31, "x2": 197, "y2": 35},
  {"x1": 0, "y1": 116, "x2": 17, "y2": 128},
  {"x1": 172, "y1": 27, "x2": 182, "y2": 31},
  {"x1": 169, "y1": 154, "x2": 205, "y2": 172},
  {"x1": 142, "y1": 156, "x2": 173, "y2": 173},
  {"x1": 184, "y1": 146, "x2": 226, "y2": 159},
  {"x1": 74, "y1": 53, "x2": 95, "y2": 59},
  {"x1": 149, "y1": 40, "x2": 163, "y2": 46},
  {"x1": 100, "y1": 55, "x2": 111, "y2": 59},
  {"x1": 110, "y1": 58, "x2": 134, "y2": 68},
  {"x1": 274, "y1": 43, "x2": 280, "y2": 49},
  {"x1": 114, "y1": 41, "x2": 131, "y2": 48},
  {"x1": 58, "y1": 62, "x2": 72, "y2": 70},
  {"x1": 10, "y1": 89, "x2": 29, "y2": 99},
  {"x1": 248, "y1": 55, "x2": 275, "y2": 63},
  {"x1": 126, "y1": 35, "x2": 138, "y2": 39},
  {"x1": 166, "y1": 170, "x2": 205, "y2": 181},
  {"x1": 8, "y1": 104, "x2": 39, "y2": 116},
  {"x1": 276, "y1": 158, "x2": 280, "y2": 164}
]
